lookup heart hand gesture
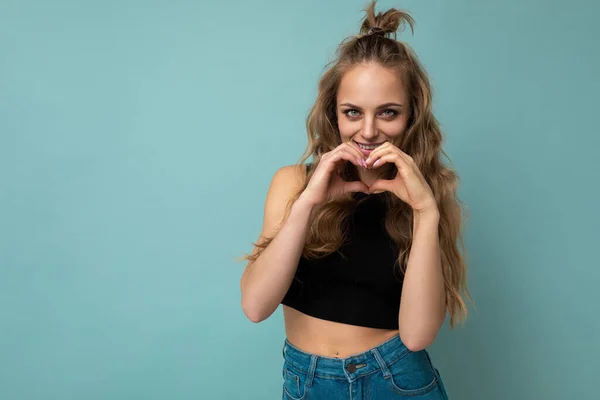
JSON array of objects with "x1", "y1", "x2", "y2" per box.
[
  {"x1": 364, "y1": 142, "x2": 438, "y2": 215},
  {"x1": 301, "y1": 142, "x2": 370, "y2": 206}
]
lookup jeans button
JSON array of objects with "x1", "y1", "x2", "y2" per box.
[{"x1": 346, "y1": 363, "x2": 357, "y2": 373}]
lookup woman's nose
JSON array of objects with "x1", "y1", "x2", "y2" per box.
[{"x1": 362, "y1": 119, "x2": 377, "y2": 139}]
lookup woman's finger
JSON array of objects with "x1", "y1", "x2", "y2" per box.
[
  {"x1": 345, "y1": 140, "x2": 369, "y2": 164},
  {"x1": 321, "y1": 147, "x2": 364, "y2": 174}
]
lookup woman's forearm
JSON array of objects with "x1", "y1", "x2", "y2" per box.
[
  {"x1": 241, "y1": 194, "x2": 319, "y2": 323},
  {"x1": 398, "y1": 210, "x2": 446, "y2": 351}
]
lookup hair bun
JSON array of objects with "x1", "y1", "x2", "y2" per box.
[
  {"x1": 366, "y1": 27, "x2": 386, "y2": 37},
  {"x1": 359, "y1": 1, "x2": 415, "y2": 40}
]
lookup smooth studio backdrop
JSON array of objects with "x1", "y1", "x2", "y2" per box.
[{"x1": 1, "y1": 0, "x2": 598, "y2": 399}]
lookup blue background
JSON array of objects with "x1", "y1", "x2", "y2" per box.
[{"x1": 1, "y1": 0, "x2": 598, "y2": 399}]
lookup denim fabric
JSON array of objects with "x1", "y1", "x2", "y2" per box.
[{"x1": 282, "y1": 334, "x2": 449, "y2": 399}]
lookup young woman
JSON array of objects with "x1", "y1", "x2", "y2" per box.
[{"x1": 240, "y1": 1, "x2": 472, "y2": 398}]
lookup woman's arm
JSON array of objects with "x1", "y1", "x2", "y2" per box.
[
  {"x1": 398, "y1": 210, "x2": 446, "y2": 351},
  {"x1": 240, "y1": 165, "x2": 319, "y2": 323}
]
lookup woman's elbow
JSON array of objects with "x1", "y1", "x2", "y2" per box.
[{"x1": 241, "y1": 298, "x2": 270, "y2": 323}]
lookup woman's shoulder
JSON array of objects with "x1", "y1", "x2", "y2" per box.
[
  {"x1": 274, "y1": 163, "x2": 310, "y2": 181},
  {"x1": 259, "y1": 164, "x2": 309, "y2": 237},
  {"x1": 266, "y1": 163, "x2": 309, "y2": 199}
]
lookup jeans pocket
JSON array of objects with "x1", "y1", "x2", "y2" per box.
[
  {"x1": 385, "y1": 351, "x2": 439, "y2": 396},
  {"x1": 282, "y1": 362, "x2": 308, "y2": 400}
]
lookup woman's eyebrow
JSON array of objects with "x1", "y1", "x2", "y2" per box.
[{"x1": 339, "y1": 102, "x2": 403, "y2": 109}]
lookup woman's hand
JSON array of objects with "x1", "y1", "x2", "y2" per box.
[
  {"x1": 301, "y1": 141, "x2": 370, "y2": 206},
  {"x1": 364, "y1": 142, "x2": 438, "y2": 215}
]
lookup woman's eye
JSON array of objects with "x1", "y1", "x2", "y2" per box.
[
  {"x1": 343, "y1": 109, "x2": 398, "y2": 119},
  {"x1": 381, "y1": 109, "x2": 398, "y2": 118}
]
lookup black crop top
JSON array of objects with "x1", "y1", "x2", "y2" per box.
[{"x1": 281, "y1": 164, "x2": 404, "y2": 329}]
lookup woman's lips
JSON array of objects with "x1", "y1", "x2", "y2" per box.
[
  {"x1": 354, "y1": 140, "x2": 384, "y2": 157},
  {"x1": 358, "y1": 147, "x2": 374, "y2": 157}
]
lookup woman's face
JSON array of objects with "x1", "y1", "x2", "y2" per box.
[{"x1": 336, "y1": 62, "x2": 409, "y2": 156}]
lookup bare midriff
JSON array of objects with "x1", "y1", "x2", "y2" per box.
[{"x1": 283, "y1": 305, "x2": 399, "y2": 359}]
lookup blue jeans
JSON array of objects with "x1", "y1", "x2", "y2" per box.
[{"x1": 282, "y1": 334, "x2": 449, "y2": 399}]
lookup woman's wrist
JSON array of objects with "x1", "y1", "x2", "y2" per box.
[{"x1": 296, "y1": 193, "x2": 323, "y2": 222}]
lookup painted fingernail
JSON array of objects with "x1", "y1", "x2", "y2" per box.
[{"x1": 373, "y1": 159, "x2": 381, "y2": 166}]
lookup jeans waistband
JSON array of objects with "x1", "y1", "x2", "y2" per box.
[{"x1": 282, "y1": 334, "x2": 414, "y2": 381}]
